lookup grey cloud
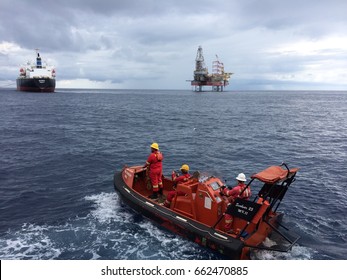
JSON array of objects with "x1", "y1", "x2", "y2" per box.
[
  {"x1": 1, "y1": 0, "x2": 347, "y2": 89},
  {"x1": 235, "y1": 0, "x2": 347, "y2": 35}
]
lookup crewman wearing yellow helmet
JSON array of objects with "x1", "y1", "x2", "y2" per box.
[
  {"x1": 171, "y1": 164, "x2": 190, "y2": 183},
  {"x1": 162, "y1": 164, "x2": 191, "y2": 208},
  {"x1": 144, "y1": 142, "x2": 164, "y2": 200}
]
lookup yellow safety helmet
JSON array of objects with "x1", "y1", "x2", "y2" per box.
[
  {"x1": 180, "y1": 164, "x2": 189, "y2": 171},
  {"x1": 150, "y1": 142, "x2": 159, "y2": 150}
]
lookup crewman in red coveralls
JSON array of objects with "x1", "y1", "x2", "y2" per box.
[
  {"x1": 222, "y1": 173, "x2": 251, "y2": 232},
  {"x1": 162, "y1": 164, "x2": 191, "y2": 208},
  {"x1": 144, "y1": 142, "x2": 164, "y2": 200}
]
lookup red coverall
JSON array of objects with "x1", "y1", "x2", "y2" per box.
[
  {"x1": 223, "y1": 183, "x2": 251, "y2": 202},
  {"x1": 146, "y1": 151, "x2": 163, "y2": 193},
  {"x1": 164, "y1": 173, "x2": 191, "y2": 207},
  {"x1": 224, "y1": 183, "x2": 251, "y2": 231}
]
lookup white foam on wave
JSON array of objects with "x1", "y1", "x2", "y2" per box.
[
  {"x1": 0, "y1": 192, "x2": 133, "y2": 260},
  {"x1": 251, "y1": 237, "x2": 315, "y2": 260},
  {"x1": 137, "y1": 219, "x2": 220, "y2": 260},
  {"x1": 84, "y1": 192, "x2": 133, "y2": 224},
  {"x1": 262, "y1": 237, "x2": 277, "y2": 247},
  {"x1": 0, "y1": 223, "x2": 61, "y2": 260},
  {"x1": 253, "y1": 244, "x2": 315, "y2": 260},
  {"x1": 0, "y1": 191, "x2": 316, "y2": 260}
]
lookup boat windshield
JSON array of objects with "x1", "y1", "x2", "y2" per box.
[{"x1": 209, "y1": 181, "x2": 222, "y2": 191}]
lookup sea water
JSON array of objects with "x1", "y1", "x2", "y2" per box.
[{"x1": 0, "y1": 88, "x2": 346, "y2": 260}]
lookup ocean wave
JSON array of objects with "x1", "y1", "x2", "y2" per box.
[{"x1": 1, "y1": 89, "x2": 347, "y2": 260}]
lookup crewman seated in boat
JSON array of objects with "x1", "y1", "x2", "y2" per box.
[
  {"x1": 144, "y1": 142, "x2": 164, "y2": 200},
  {"x1": 162, "y1": 164, "x2": 191, "y2": 208},
  {"x1": 221, "y1": 173, "x2": 251, "y2": 202},
  {"x1": 221, "y1": 173, "x2": 251, "y2": 232}
]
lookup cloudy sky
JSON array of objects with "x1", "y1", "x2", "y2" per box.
[{"x1": 1, "y1": 0, "x2": 347, "y2": 90}]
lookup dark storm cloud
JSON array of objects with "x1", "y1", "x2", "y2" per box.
[
  {"x1": 57, "y1": 0, "x2": 219, "y2": 16},
  {"x1": 1, "y1": 0, "x2": 205, "y2": 52},
  {"x1": 0, "y1": 0, "x2": 114, "y2": 52},
  {"x1": 1, "y1": 1, "x2": 66, "y2": 49},
  {"x1": 3, "y1": 0, "x2": 347, "y2": 44},
  {"x1": 2, "y1": 0, "x2": 346, "y2": 52}
]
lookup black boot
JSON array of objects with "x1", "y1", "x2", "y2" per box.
[
  {"x1": 149, "y1": 192, "x2": 158, "y2": 200},
  {"x1": 158, "y1": 188, "x2": 165, "y2": 201}
]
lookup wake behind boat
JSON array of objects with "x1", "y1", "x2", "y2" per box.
[
  {"x1": 113, "y1": 163, "x2": 300, "y2": 259},
  {"x1": 16, "y1": 50, "x2": 56, "y2": 93}
]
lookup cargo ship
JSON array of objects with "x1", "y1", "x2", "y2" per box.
[{"x1": 16, "y1": 50, "x2": 56, "y2": 92}]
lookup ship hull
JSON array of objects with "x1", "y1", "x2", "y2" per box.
[{"x1": 16, "y1": 78, "x2": 56, "y2": 93}]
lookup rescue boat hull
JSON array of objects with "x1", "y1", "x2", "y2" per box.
[
  {"x1": 113, "y1": 164, "x2": 300, "y2": 259},
  {"x1": 113, "y1": 171, "x2": 245, "y2": 259}
]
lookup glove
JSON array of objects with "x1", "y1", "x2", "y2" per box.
[{"x1": 171, "y1": 170, "x2": 176, "y2": 180}]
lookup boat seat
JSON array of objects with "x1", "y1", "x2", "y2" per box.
[
  {"x1": 171, "y1": 181, "x2": 197, "y2": 218},
  {"x1": 176, "y1": 180, "x2": 198, "y2": 195},
  {"x1": 173, "y1": 196, "x2": 195, "y2": 218}
]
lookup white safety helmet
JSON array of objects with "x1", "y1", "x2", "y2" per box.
[{"x1": 236, "y1": 173, "x2": 247, "y2": 182}]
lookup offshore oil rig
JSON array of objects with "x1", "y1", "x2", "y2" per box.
[{"x1": 189, "y1": 46, "x2": 232, "y2": 92}]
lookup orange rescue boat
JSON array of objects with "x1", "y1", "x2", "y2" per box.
[{"x1": 113, "y1": 163, "x2": 300, "y2": 259}]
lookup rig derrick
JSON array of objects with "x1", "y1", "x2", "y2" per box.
[{"x1": 188, "y1": 46, "x2": 232, "y2": 92}]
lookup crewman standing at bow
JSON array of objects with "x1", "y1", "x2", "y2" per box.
[{"x1": 144, "y1": 142, "x2": 164, "y2": 200}]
